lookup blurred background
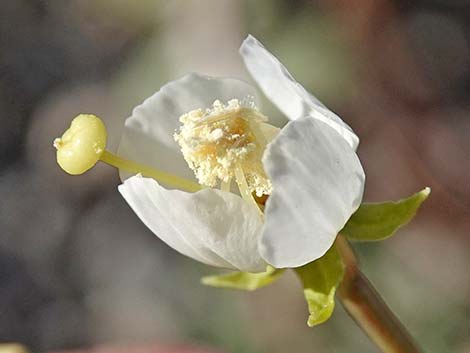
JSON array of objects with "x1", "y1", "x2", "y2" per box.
[{"x1": 0, "y1": 0, "x2": 469, "y2": 352}]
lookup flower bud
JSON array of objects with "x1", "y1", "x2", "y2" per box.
[{"x1": 54, "y1": 114, "x2": 107, "y2": 175}]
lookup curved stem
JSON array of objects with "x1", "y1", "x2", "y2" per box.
[{"x1": 336, "y1": 236, "x2": 423, "y2": 353}]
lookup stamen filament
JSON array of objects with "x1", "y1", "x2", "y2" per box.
[
  {"x1": 250, "y1": 121, "x2": 268, "y2": 148},
  {"x1": 100, "y1": 150, "x2": 202, "y2": 193},
  {"x1": 220, "y1": 178, "x2": 232, "y2": 192},
  {"x1": 234, "y1": 164, "x2": 262, "y2": 215}
]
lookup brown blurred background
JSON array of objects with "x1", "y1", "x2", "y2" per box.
[{"x1": 0, "y1": 1, "x2": 469, "y2": 352}]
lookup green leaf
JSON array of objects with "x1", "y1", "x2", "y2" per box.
[
  {"x1": 341, "y1": 187, "x2": 431, "y2": 241},
  {"x1": 201, "y1": 266, "x2": 285, "y2": 291},
  {"x1": 294, "y1": 245, "x2": 344, "y2": 327}
]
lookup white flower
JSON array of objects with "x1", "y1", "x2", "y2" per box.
[{"x1": 117, "y1": 35, "x2": 365, "y2": 272}]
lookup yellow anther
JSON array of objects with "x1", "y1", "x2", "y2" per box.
[{"x1": 54, "y1": 114, "x2": 107, "y2": 175}]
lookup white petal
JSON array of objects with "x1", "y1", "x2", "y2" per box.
[
  {"x1": 118, "y1": 73, "x2": 260, "y2": 183},
  {"x1": 260, "y1": 117, "x2": 365, "y2": 268},
  {"x1": 119, "y1": 176, "x2": 266, "y2": 272},
  {"x1": 239, "y1": 35, "x2": 359, "y2": 150}
]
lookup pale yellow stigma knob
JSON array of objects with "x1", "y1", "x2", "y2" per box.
[{"x1": 54, "y1": 114, "x2": 107, "y2": 175}]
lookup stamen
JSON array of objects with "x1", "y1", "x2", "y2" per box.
[
  {"x1": 220, "y1": 178, "x2": 232, "y2": 192},
  {"x1": 234, "y1": 164, "x2": 262, "y2": 214},
  {"x1": 174, "y1": 99, "x2": 278, "y2": 200}
]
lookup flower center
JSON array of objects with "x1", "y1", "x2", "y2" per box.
[{"x1": 174, "y1": 99, "x2": 279, "y2": 207}]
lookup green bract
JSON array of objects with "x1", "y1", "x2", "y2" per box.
[
  {"x1": 341, "y1": 187, "x2": 430, "y2": 241},
  {"x1": 294, "y1": 245, "x2": 344, "y2": 327},
  {"x1": 201, "y1": 266, "x2": 285, "y2": 291}
]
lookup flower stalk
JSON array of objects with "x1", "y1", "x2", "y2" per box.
[{"x1": 336, "y1": 236, "x2": 423, "y2": 353}]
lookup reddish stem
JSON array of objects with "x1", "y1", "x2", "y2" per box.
[{"x1": 336, "y1": 237, "x2": 423, "y2": 353}]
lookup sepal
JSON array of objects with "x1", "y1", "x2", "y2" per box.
[
  {"x1": 341, "y1": 187, "x2": 430, "y2": 241},
  {"x1": 201, "y1": 266, "x2": 284, "y2": 291},
  {"x1": 294, "y1": 245, "x2": 344, "y2": 327}
]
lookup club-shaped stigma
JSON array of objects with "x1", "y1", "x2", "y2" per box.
[
  {"x1": 54, "y1": 114, "x2": 202, "y2": 192},
  {"x1": 54, "y1": 114, "x2": 107, "y2": 175}
]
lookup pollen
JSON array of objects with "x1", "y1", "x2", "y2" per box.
[{"x1": 174, "y1": 99, "x2": 279, "y2": 199}]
